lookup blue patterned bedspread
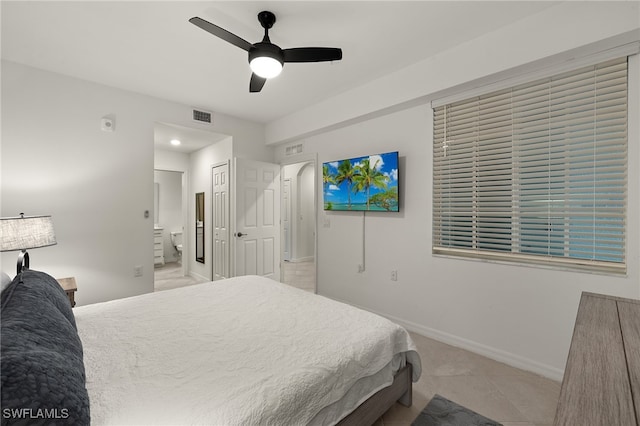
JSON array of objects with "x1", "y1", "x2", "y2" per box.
[{"x1": 1, "y1": 270, "x2": 89, "y2": 425}]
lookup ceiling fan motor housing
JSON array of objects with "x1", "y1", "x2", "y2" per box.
[
  {"x1": 257, "y1": 11, "x2": 276, "y2": 29},
  {"x1": 249, "y1": 42, "x2": 284, "y2": 66}
]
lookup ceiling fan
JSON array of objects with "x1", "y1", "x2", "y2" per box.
[{"x1": 189, "y1": 11, "x2": 343, "y2": 93}]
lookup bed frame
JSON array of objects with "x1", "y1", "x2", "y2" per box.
[{"x1": 337, "y1": 363, "x2": 413, "y2": 426}]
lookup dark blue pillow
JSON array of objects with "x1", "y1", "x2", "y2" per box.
[{"x1": 1, "y1": 270, "x2": 90, "y2": 425}]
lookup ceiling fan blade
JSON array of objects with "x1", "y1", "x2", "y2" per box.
[
  {"x1": 250, "y1": 73, "x2": 267, "y2": 93},
  {"x1": 283, "y1": 47, "x2": 342, "y2": 63},
  {"x1": 189, "y1": 17, "x2": 253, "y2": 52}
]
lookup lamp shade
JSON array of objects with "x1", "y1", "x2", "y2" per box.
[{"x1": 0, "y1": 214, "x2": 57, "y2": 252}]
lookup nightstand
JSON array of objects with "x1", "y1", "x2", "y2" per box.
[{"x1": 57, "y1": 277, "x2": 77, "y2": 308}]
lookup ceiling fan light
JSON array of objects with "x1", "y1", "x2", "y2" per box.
[{"x1": 250, "y1": 56, "x2": 283, "y2": 79}]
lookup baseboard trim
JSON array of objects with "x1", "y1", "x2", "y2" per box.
[
  {"x1": 189, "y1": 271, "x2": 209, "y2": 282},
  {"x1": 389, "y1": 315, "x2": 564, "y2": 382},
  {"x1": 285, "y1": 256, "x2": 314, "y2": 263},
  {"x1": 328, "y1": 296, "x2": 564, "y2": 382}
]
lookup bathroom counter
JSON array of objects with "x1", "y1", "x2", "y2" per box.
[{"x1": 154, "y1": 227, "x2": 165, "y2": 266}]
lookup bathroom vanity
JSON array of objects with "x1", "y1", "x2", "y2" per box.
[{"x1": 154, "y1": 227, "x2": 165, "y2": 266}]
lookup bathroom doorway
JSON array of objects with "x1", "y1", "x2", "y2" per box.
[
  {"x1": 281, "y1": 158, "x2": 317, "y2": 293},
  {"x1": 153, "y1": 170, "x2": 187, "y2": 290},
  {"x1": 152, "y1": 121, "x2": 232, "y2": 291}
]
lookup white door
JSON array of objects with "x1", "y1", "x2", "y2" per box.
[
  {"x1": 212, "y1": 162, "x2": 230, "y2": 280},
  {"x1": 233, "y1": 158, "x2": 281, "y2": 280},
  {"x1": 283, "y1": 178, "x2": 291, "y2": 261}
]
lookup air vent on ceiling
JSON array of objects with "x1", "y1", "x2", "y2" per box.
[
  {"x1": 192, "y1": 109, "x2": 212, "y2": 124},
  {"x1": 285, "y1": 144, "x2": 303, "y2": 156}
]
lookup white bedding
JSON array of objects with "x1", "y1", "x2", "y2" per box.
[{"x1": 75, "y1": 275, "x2": 421, "y2": 425}]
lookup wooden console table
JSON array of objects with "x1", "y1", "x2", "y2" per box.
[{"x1": 554, "y1": 292, "x2": 639, "y2": 426}]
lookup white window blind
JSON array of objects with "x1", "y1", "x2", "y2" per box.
[{"x1": 433, "y1": 57, "x2": 628, "y2": 274}]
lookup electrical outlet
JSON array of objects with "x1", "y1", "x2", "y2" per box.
[
  {"x1": 358, "y1": 264, "x2": 365, "y2": 273},
  {"x1": 391, "y1": 270, "x2": 398, "y2": 281},
  {"x1": 134, "y1": 265, "x2": 143, "y2": 277}
]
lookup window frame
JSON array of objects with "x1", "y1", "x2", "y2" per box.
[{"x1": 431, "y1": 57, "x2": 630, "y2": 275}]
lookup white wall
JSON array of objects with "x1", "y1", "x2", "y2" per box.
[
  {"x1": 155, "y1": 148, "x2": 190, "y2": 173},
  {"x1": 267, "y1": 2, "x2": 640, "y2": 145},
  {"x1": 1, "y1": 61, "x2": 269, "y2": 305},
  {"x1": 272, "y1": 2, "x2": 640, "y2": 380},
  {"x1": 281, "y1": 92, "x2": 638, "y2": 381}
]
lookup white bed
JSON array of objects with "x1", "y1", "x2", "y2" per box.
[{"x1": 75, "y1": 275, "x2": 421, "y2": 425}]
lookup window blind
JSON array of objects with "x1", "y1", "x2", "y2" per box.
[{"x1": 433, "y1": 57, "x2": 628, "y2": 274}]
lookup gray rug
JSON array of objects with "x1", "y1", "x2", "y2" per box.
[{"x1": 412, "y1": 394, "x2": 503, "y2": 426}]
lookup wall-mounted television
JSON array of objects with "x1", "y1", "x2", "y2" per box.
[{"x1": 323, "y1": 151, "x2": 399, "y2": 212}]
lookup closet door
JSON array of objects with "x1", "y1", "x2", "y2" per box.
[{"x1": 212, "y1": 162, "x2": 230, "y2": 280}]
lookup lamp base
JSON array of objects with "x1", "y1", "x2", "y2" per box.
[{"x1": 17, "y1": 250, "x2": 30, "y2": 276}]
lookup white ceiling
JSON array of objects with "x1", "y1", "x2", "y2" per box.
[
  {"x1": 2, "y1": 1, "x2": 556, "y2": 127},
  {"x1": 154, "y1": 121, "x2": 230, "y2": 153}
]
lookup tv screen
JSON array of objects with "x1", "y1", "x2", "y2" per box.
[{"x1": 323, "y1": 151, "x2": 399, "y2": 212}]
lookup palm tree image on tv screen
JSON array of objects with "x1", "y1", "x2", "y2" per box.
[{"x1": 323, "y1": 151, "x2": 399, "y2": 212}]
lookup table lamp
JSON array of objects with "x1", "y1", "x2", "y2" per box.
[{"x1": 0, "y1": 213, "x2": 57, "y2": 277}]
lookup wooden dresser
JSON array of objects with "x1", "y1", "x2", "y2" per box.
[{"x1": 554, "y1": 292, "x2": 640, "y2": 426}]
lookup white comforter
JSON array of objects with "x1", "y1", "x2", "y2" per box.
[{"x1": 75, "y1": 275, "x2": 421, "y2": 425}]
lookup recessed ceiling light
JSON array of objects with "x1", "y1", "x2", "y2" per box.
[{"x1": 170, "y1": 139, "x2": 181, "y2": 146}]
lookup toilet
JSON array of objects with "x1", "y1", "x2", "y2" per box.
[{"x1": 170, "y1": 231, "x2": 183, "y2": 261}]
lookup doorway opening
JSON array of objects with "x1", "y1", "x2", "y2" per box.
[
  {"x1": 153, "y1": 121, "x2": 231, "y2": 291},
  {"x1": 153, "y1": 169, "x2": 188, "y2": 291},
  {"x1": 281, "y1": 159, "x2": 317, "y2": 293}
]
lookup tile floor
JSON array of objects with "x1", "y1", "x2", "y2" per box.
[
  {"x1": 282, "y1": 258, "x2": 316, "y2": 292},
  {"x1": 155, "y1": 261, "x2": 561, "y2": 425},
  {"x1": 154, "y1": 262, "x2": 208, "y2": 292},
  {"x1": 377, "y1": 332, "x2": 561, "y2": 426},
  {"x1": 156, "y1": 260, "x2": 316, "y2": 293}
]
